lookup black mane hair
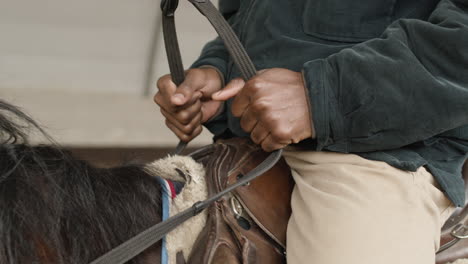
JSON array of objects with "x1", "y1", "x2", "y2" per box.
[{"x1": 0, "y1": 100, "x2": 162, "y2": 263}]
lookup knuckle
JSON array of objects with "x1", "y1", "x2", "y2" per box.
[
  {"x1": 252, "y1": 100, "x2": 268, "y2": 112},
  {"x1": 179, "y1": 133, "x2": 191, "y2": 142},
  {"x1": 251, "y1": 134, "x2": 261, "y2": 144},
  {"x1": 156, "y1": 74, "x2": 170, "y2": 88},
  {"x1": 164, "y1": 119, "x2": 173, "y2": 129},
  {"x1": 187, "y1": 69, "x2": 205, "y2": 83},
  {"x1": 189, "y1": 68, "x2": 202, "y2": 75},
  {"x1": 182, "y1": 122, "x2": 198, "y2": 134},
  {"x1": 248, "y1": 78, "x2": 263, "y2": 92},
  {"x1": 165, "y1": 120, "x2": 177, "y2": 134},
  {"x1": 261, "y1": 142, "x2": 273, "y2": 152},
  {"x1": 271, "y1": 128, "x2": 290, "y2": 142},
  {"x1": 159, "y1": 106, "x2": 173, "y2": 118},
  {"x1": 240, "y1": 122, "x2": 249, "y2": 132},
  {"x1": 160, "y1": 108, "x2": 168, "y2": 118},
  {"x1": 177, "y1": 111, "x2": 192, "y2": 125},
  {"x1": 154, "y1": 92, "x2": 165, "y2": 106},
  {"x1": 153, "y1": 93, "x2": 161, "y2": 104},
  {"x1": 193, "y1": 126, "x2": 203, "y2": 136},
  {"x1": 239, "y1": 117, "x2": 253, "y2": 132}
]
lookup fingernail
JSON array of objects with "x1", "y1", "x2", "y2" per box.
[{"x1": 172, "y1": 94, "x2": 184, "y2": 104}]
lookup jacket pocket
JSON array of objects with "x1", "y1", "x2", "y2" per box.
[{"x1": 302, "y1": 0, "x2": 396, "y2": 42}]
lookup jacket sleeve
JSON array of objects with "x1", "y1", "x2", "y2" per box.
[
  {"x1": 303, "y1": 0, "x2": 468, "y2": 153},
  {"x1": 190, "y1": 0, "x2": 241, "y2": 136}
]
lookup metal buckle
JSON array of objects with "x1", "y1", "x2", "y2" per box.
[
  {"x1": 451, "y1": 223, "x2": 468, "y2": 239},
  {"x1": 230, "y1": 196, "x2": 243, "y2": 219}
]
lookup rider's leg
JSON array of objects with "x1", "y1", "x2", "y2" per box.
[{"x1": 283, "y1": 150, "x2": 455, "y2": 264}]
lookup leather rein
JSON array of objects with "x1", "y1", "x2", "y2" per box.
[{"x1": 89, "y1": 1, "x2": 283, "y2": 263}]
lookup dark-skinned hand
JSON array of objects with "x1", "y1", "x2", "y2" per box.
[
  {"x1": 154, "y1": 68, "x2": 223, "y2": 142},
  {"x1": 213, "y1": 68, "x2": 316, "y2": 152}
]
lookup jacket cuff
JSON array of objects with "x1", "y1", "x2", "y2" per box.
[{"x1": 302, "y1": 59, "x2": 346, "y2": 152}]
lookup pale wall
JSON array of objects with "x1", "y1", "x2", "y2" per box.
[{"x1": 0, "y1": 0, "x2": 219, "y2": 147}]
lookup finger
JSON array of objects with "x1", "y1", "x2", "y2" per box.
[
  {"x1": 261, "y1": 134, "x2": 287, "y2": 152},
  {"x1": 200, "y1": 100, "x2": 222, "y2": 123},
  {"x1": 163, "y1": 110, "x2": 202, "y2": 135},
  {"x1": 156, "y1": 74, "x2": 177, "y2": 96},
  {"x1": 239, "y1": 106, "x2": 258, "y2": 133},
  {"x1": 156, "y1": 75, "x2": 202, "y2": 111},
  {"x1": 231, "y1": 79, "x2": 260, "y2": 117},
  {"x1": 160, "y1": 100, "x2": 202, "y2": 125},
  {"x1": 155, "y1": 75, "x2": 178, "y2": 105},
  {"x1": 212, "y1": 78, "x2": 245, "y2": 101},
  {"x1": 165, "y1": 119, "x2": 203, "y2": 143},
  {"x1": 166, "y1": 113, "x2": 202, "y2": 135},
  {"x1": 250, "y1": 123, "x2": 269, "y2": 145},
  {"x1": 154, "y1": 91, "x2": 169, "y2": 109},
  {"x1": 172, "y1": 69, "x2": 205, "y2": 106}
]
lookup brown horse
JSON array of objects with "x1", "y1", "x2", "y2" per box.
[
  {"x1": 0, "y1": 100, "x2": 187, "y2": 263},
  {"x1": 1, "y1": 99, "x2": 468, "y2": 264},
  {"x1": 0, "y1": 99, "x2": 288, "y2": 264}
]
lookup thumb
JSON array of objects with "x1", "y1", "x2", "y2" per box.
[
  {"x1": 171, "y1": 71, "x2": 204, "y2": 106},
  {"x1": 211, "y1": 78, "x2": 245, "y2": 101},
  {"x1": 171, "y1": 83, "x2": 202, "y2": 106}
]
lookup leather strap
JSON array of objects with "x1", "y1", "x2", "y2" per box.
[
  {"x1": 189, "y1": 0, "x2": 256, "y2": 80},
  {"x1": 164, "y1": 0, "x2": 256, "y2": 83},
  {"x1": 167, "y1": 0, "x2": 257, "y2": 155}
]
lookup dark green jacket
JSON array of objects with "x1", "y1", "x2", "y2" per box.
[{"x1": 191, "y1": 0, "x2": 468, "y2": 206}]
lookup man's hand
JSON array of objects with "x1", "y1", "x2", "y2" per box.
[
  {"x1": 154, "y1": 68, "x2": 223, "y2": 142},
  {"x1": 213, "y1": 68, "x2": 315, "y2": 152}
]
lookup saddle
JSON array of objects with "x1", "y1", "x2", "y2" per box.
[
  {"x1": 188, "y1": 138, "x2": 293, "y2": 264},
  {"x1": 437, "y1": 161, "x2": 468, "y2": 264},
  {"x1": 188, "y1": 138, "x2": 468, "y2": 264}
]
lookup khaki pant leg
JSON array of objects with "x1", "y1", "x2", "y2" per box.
[{"x1": 283, "y1": 150, "x2": 455, "y2": 264}]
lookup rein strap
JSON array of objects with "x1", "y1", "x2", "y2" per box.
[{"x1": 89, "y1": 0, "x2": 283, "y2": 263}]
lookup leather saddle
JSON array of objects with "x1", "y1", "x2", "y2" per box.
[
  {"x1": 437, "y1": 161, "x2": 468, "y2": 264},
  {"x1": 188, "y1": 138, "x2": 293, "y2": 264},
  {"x1": 188, "y1": 138, "x2": 468, "y2": 263}
]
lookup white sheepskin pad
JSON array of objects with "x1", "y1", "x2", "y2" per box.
[{"x1": 144, "y1": 155, "x2": 208, "y2": 264}]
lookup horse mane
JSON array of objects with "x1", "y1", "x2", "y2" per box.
[{"x1": 0, "y1": 100, "x2": 162, "y2": 263}]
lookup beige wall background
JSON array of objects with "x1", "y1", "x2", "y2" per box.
[{"x1": 0, "y1": 0, "x2": 219, "y2": 147}]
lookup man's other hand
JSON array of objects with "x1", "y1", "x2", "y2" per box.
[{"x1": 213, "y1": 68, "x2": 316, "y2": 152}]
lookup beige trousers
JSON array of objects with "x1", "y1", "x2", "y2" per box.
[{"x1": 283, "y1": 150, "x2": 455, "y2": 264}]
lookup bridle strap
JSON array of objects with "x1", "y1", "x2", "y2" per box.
[
  {"x1": 89, "y1": 1, "x2": 283, "y2": 263},
  {"x1": 163, "y1": 0, "x2": 257, "y2": 89},
  {"x1": 169, "y1": 0, "x2": 257, "y2": 155},
  {"x1": 189, "y1": 0, "x2": 257, "y2": 80}
]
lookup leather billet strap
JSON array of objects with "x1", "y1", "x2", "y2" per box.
[{"x1": 89, "y1": 1, "x2": 283, "y2": 263}]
